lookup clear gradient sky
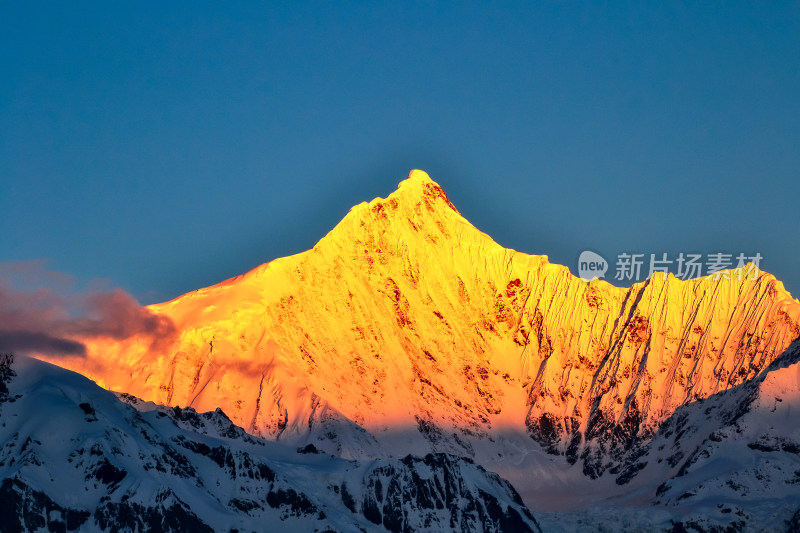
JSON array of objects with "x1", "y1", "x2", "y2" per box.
[{"x1": 1, "y1": 3, "x2": 799, "y2": 303}]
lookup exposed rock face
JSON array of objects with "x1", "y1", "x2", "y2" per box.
[
  {"x1": 43, "y1": 170, "x2": 800, "y2": 501},
  {"x1": 0, "y1": 354, "x2": 541, "y2": 532},
  {"x1": 524, "y1": 268, "x2": 800, "y2": 479}
]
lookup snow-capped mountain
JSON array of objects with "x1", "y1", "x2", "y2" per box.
[
  {"x1": 0, "y1": 352, "x2": 540, "y2": 532},
  {"x1": 40, "y1": 170, "x2": 800, "y2": 512}
]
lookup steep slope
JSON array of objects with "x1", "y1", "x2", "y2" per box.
[
  {"x1": 537, "y1": 339, "x2": 800, "y2": 532},
  {"x1": 0, "y1": 353, "x2": 540, "y2": 532},
  {"x1": 42, "y1": 170, "x2": 800, "y2": 507},
  {"x1": 643, "y1": 338, "x2": 800, "y2": 531}
]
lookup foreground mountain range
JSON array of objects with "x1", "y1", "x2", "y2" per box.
[
  {"x1": 9, "y1": 170, "x2": 799, "y2": 531},
  {"x1": 5, "y1": 341, "x2": 800, "y2": 531},
  {"x1": 0, "y1": 353, "x2": 540, "y2": 532}
]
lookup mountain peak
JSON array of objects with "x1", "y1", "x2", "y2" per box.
[
  {"x1": 391, "y1": 169, "x2": 460, "y2": 215},
  {"x1": 400, "y1": 168, "x2": 434, "y2": 186},
  {"x1": 337, "y1": 169, "x2": 462, "y2": 234}
]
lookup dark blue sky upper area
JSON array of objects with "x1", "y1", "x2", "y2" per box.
[{"x1": 1, "y1": 3, "x2": 798, "y2": 303}]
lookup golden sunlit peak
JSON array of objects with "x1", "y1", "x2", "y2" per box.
[
  {"x1": 397, "y1": 169, "x2": 436, "y2": 190},
  {"x1": 407, "y1": 169, "x2": 432, "y2": 182},
  {"x1": 390, "y1": 169, "x2": 460, "y2": 215}
]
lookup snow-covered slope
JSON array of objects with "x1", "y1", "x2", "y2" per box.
[
  {"x1": 637, "y1": 338, "x2": 800, "y2": 531},
  {"x1": 537, "y1": 339, "x2": 800, "y2": 532},
  {"x1": 0, "y1": 353, "x2": 540, "y2": 532},
  {"x1": 40, "y1": 170, "x2": 800, "y2": 510}
]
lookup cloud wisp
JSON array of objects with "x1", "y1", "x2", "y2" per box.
[{"x1": 0, "y1": 261, "x2": 175, "y2": 357}]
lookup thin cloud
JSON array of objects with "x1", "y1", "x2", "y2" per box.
[
  {"x1": 0, "y1": 331, "x2": 86, "y2": 357},
  {"x1": 0, "y1": 261, "x2": 175, "y2": 357}
]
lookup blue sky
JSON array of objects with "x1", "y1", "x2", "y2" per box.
[{"x1": 1, "y1": 2, "x2": 798, "y2": 303}]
